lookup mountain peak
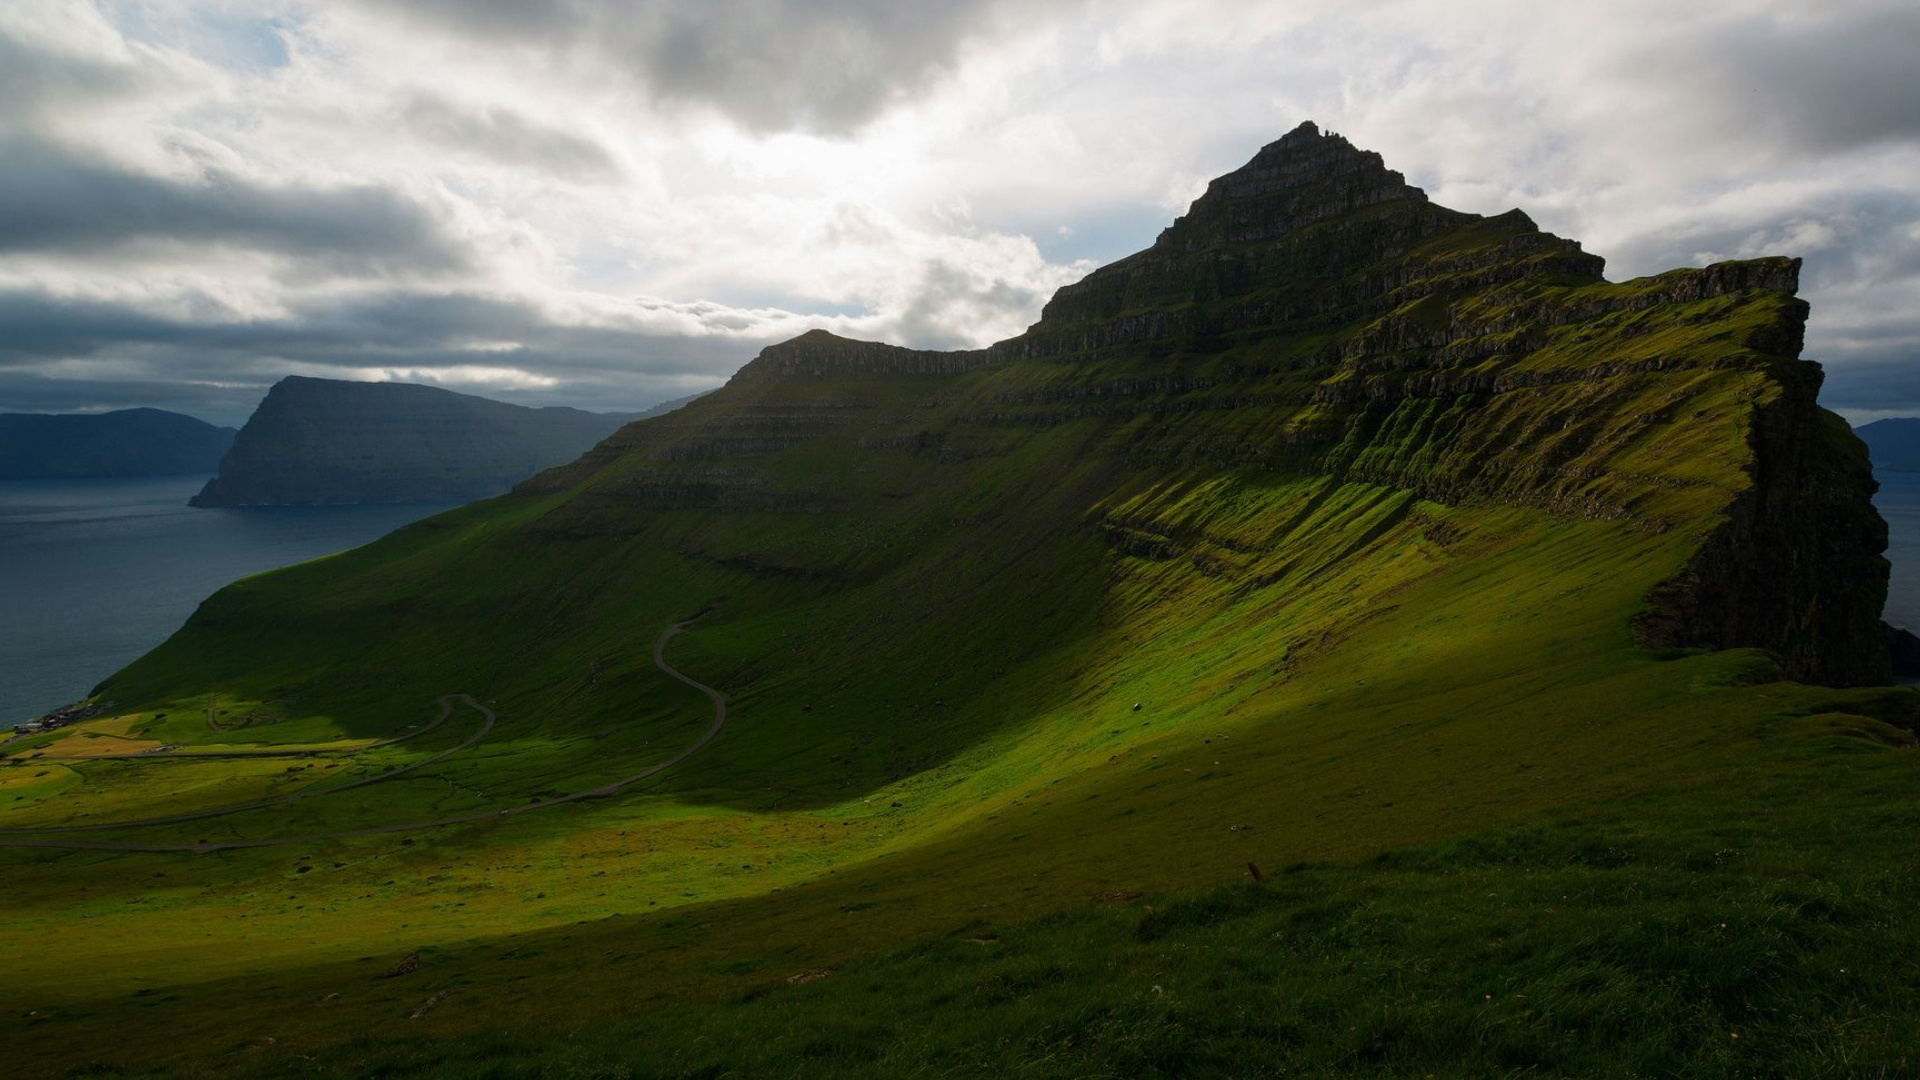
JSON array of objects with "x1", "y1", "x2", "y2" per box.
[
  {"x1": 1278, "y1": 118, "x2": 1320, "y2": 142},
  {"x1": 733, "y1": 330, "x2": 990, "y2": 383},
  {"x1": 1154, "y1": 120, "x2": 1428, "y2": 253},
  {"x1": 1013, "y1": 124, "x2": 1604, "y2": 347}
]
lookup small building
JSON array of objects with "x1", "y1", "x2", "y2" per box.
[{"x1": 12, "y1": 722, "x2": 43, "y2": 736}]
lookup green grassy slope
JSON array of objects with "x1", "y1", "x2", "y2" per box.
[{"x1": 0, "y1": 123, "x2": 1910, "y2": 1078}]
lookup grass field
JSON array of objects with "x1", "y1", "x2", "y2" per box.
[
  {"x1": 1, "y1": 139, "x2": 1909, "y2": 1076},
  {"x1": 2, "y1": 473, "x2": 1914, "y2": 1077}
]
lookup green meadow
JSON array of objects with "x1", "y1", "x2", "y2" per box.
[
  {"x1": 4, "y1": 444, "x2": 1915, "y2": 1077},
  {"x1": 2, "y1": 135, "x2": 1912, "y2": 1076}
]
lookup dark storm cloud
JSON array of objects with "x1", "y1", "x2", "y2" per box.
[
  {"x1": 1623, "y1": 7, "x2": 1920, "y2": 157},
  {"x1": 0, "y1": 285, "x2": 752, "y2": 424},
  {"x1": 0, "y1": 370, "x2": 263, "y2": 426},
  {"x1": 369, "y1": 0, "x2": 1027, "y2": 133},
  {"x1": 0, "y1": 292, "x2": 177, "y2": 362},
  {"x1": 0, "y1": 31, "x2": 142, "y2": 112},
  {"x1": 400, "y1": 95, "x2": 623, "y2": 182},
  {"x1": 1821, "y1": 336, "x2": 1920, "y2": 411},
  {"x1": 0, "y1": 286, "x2": 750, "y2": 372},
  {"x1": 0, "y1": 138, "x2": 472, "y2": 274}
]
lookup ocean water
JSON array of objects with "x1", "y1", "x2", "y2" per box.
[
  {"x1": 4, "y1": 472, "x2": 1920, "y2": 726},
  {"x1": 1875, "y1": 470, "x2": 1920, "y2": 631},
  {"x1": 0, "y1": 476, "x2": 454, "y2": 724}
]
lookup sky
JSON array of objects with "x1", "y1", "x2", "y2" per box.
[{"x1": 1, "y1": 1, "x2": 1917, "y2": 427}]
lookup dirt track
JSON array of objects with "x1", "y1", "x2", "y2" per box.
[{"x1": 0, "y1": 621, "x2": 726, "y2": 852}]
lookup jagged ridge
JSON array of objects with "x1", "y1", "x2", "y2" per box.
[{"x1": 525, "y1": 121, "x2": 1884, "y2": 685}]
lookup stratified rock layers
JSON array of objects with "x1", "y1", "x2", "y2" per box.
[
  {"x1": 525, "y1": 122, "x2": 1886, "y2": 685},
  {"x1": 193, "y1": 378, "x2": 633, "y2": 507}
]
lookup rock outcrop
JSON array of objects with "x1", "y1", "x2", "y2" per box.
[
  {"x1": 527, "y1": 121, "x2": 1888, "y2": 685},
  {"x1": 732, "y1": 330, "x2": 992, "y2": 381},
  {"x1": 0, "y1": 408, "x2": 235, "y2": 479},
  {"x1": 191, "y1": 377, "x2": 637, "y2": 507}
]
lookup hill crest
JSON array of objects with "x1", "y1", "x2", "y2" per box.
[
  {"x1": 190, "y1": 376, "x2": 639, "y2": 507},
  {"x1": 0, "y1": 407, "x2": 235, "y2": 479},
  {"x1": 530, "y1": 123, "x2": 1877, "y2": 684}
]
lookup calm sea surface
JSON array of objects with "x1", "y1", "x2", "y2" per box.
[
  {"x1": 3, "y1": 472, "x2": 1919, "y2": 726},
  {"x1": 1875, "y1": 470, "x2": 1920, "y2": 631},
  {"x1": 0, "y1": 476, "x2": 454, "y2": 724}
]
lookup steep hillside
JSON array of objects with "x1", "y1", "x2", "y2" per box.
[
  {"x1": 529, "y1": 121, "x2": 1883, "y2": 686},
  {"x1": 0, "y1": 407, "x2": 234, "y2": 479},
  {"x1": 189, "y1": 377, "x2": 637, "y2": 506},
  {"x1": 3, "y1": 123, "x2": 1912, "y2": 1079}
]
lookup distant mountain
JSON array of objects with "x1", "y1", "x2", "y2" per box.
[
  {"x1": 1855, "y1": 417, "x2": 1920, "y2": 473},
  {"x1": 189, "y1": 377, "x2": 642, "y2": 507},
  {"x1": 0, "y1": 408, "x2": 235, "y2": 479},
  {"x1": 631, "y1": 389, "x2": 713, "y2": 420}
]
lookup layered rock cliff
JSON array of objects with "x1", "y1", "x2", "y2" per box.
[
  {"x1": 192, "y1": 377, "x2": 636, "y2": 507},
  {"x1": 0, "y1": 408, "x2": 234, "y2": 479},
  {"x1": 527, "y1": 121, "x2": 1888, "y2": 685}
]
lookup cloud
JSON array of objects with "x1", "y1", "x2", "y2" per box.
[
  {"x1": 398, "y1": 95, "x2": 622, "y2": 182},
  {"x1": 0, "y1": 137, "x2": 471, "y2": 276},
  {"x1": 2, "y1": 0, "x2": 1918, "y2": 427},
  {"x1": 0, "y1": 283, "x2": 768, "y2": 422},
  {"x1": 885, "y1": 256, "x2": 1070, "y2": 350},
  {"x1": 1607, "y1": 6, "x2": 1920, "y2": 160},
  {"x1": 360, "y1": 0, "x2": 1037, "y2": 134},
  {"x1": 0, "y1": 25, "x2": 141, "y2": 112},
  {"x1": 1081, "y1": 1, "x2": 1920, "y2": 410}
]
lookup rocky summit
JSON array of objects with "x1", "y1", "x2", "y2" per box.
[
  {"x1": 529, "y1": 120, "x2": 1885, "y2": 685},
  {"x1": 9, "y1": 124, "x2": 1913, "y2": 1080}
]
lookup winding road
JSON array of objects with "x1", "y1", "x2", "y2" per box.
[{"x1": 0, "y1": 621, "x2": 725, "y2": 852}]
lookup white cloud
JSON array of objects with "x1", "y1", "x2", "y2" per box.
[{"x1": 0, "y1": 0, "x2": 1915, "y2": 424}]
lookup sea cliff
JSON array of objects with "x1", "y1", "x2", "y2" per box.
[{"x1": 191, "y1": 377, "x2": 636, "y2": 506}]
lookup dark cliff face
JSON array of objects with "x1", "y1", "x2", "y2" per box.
[
  {"x1": 1634, "y1": 361, "x2": 1890, "y2": 686},
  {"x1": 192, "y1": 377, "x2": 634, "y2": 507},
  {"x1": 1000, "y1": 122, "x2": 1604, "y2": 365},
  {"x1": 526, "y1": 121, "x2": 1887, "y2": 686},
  {"x1": 0, "y1": 408, "x2": 235, "y2": 479}
]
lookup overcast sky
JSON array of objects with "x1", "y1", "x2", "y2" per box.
[{"x1": 2, "y1": 1, "x2": 1916, "y2": 427}]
